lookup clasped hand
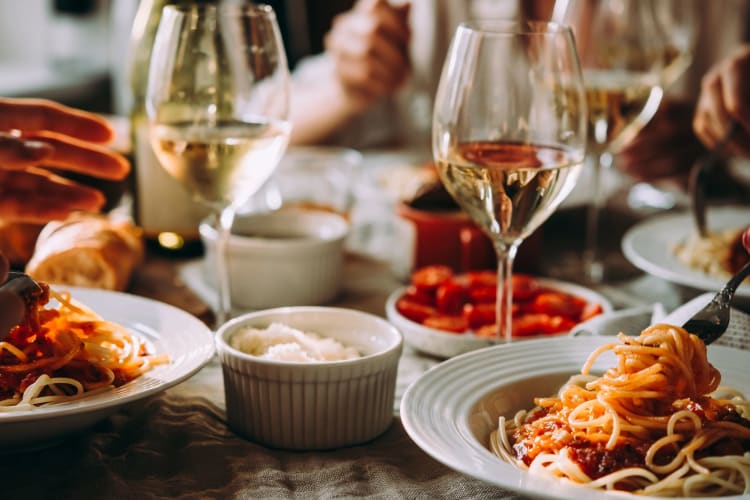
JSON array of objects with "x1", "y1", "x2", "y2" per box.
[{"x1": 0, "y1": 98, "x2": 130, "y2": 224}]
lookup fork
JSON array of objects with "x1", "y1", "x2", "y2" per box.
[
  {"x1": 682, "y1": 259, "x2": 750, "y2": 344},
  {"x1": 688, "y1": 121, "x2": 737, "y2": 237}
]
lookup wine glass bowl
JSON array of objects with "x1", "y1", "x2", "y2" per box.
[
  {"x1": 146, "y1": 3, "x2": 291, "y2": 325},
  {"x1": 432, "y1": 20, "x2": 587, "y2": 342},
  {"x1": 555, "y1": 0, "x2": 697, "y2": 282}
]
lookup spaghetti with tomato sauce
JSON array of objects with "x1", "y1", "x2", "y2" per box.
[
  {"x1": 0, "y1": 282, "x2": 169, "y2": 410},
  {"x1": 490, "y1": 324, "x2": 750, "y2": 496}
]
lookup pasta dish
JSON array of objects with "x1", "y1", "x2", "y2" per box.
[
  {"x1": 0, "y1": 281, "x2": 169, "y2": 411},
  {"x1": 674, "y1": 228, "x2": 750, "y2": 281},
  {"x1": 490, "y1": 324, "x2": 750, "y2": 496}
]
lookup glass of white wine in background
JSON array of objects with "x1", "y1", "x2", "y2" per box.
[
  {"x1": 146, "y1": 3, "x2": 291, "y2": 326},
  {"x1": 432, "y1": 21, "x2": 587, "y2": 343},
  {"x1": 554, "y1": 0, "x2": 696, "y2": 283}
]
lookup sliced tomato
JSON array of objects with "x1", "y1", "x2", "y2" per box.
[
  {"x1": 396, "y1": 298, "x2": 435, "y2": 323},
  {"x1": 411, "y1": 265, "x2": 454, "y2": 294},
  {"x1": 512, "y1": 313, "x2": 551, "y2": 337},
  {"x1": 542, "y1": 315, "x2": 577, "y2": 334},
  {"x1": 435, "y1": 281, "x2": 467, "y2": 314},
  {"x1": 512, "y1": 274, "x2": 539, "y2": 301},
  {"x1": 423, "y1": 315, "x2": 469, "y2": 333},
  {"x1": 475, "y1": 323, "x2": 499, "y2": 339},
  {"x1": 401, "y1": 284, "x2": 435, "y2": 307},
  {"x1": 580, "y1": 302, "x2": 604, "y2": 322},
  {"x1": 464, "y1": 270, "x2": 497, "y2": 288},
  {"x1": 531, "y1": 291, "x2": 586, "y2": 318},
  {"x1": 467, "y1": 285, "x2": 496, "y2": 304},
  {"x1": 462, "y1": 302, "x2": 496, "y2": 329}
]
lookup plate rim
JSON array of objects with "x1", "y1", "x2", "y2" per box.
[
  {"x1": 622, "y1": 206, "x2": 750, "y2": 298},
  {"x1": 0, "y1": 287, "x2": 215, "y2": 424},
  {"x1": 400, "y1": 335, "x2": 750, "y2": 500}
]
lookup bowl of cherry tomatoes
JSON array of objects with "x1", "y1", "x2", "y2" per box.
[{"x1": 385, "y1": 265, "x2": 613, "y2": 358}]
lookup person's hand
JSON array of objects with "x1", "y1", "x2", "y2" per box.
[
  {"x1": 324, "y1": 0, "x2": 411, "y2": 113},
  {"x1": 743, "y1": 227, "x2": 750, "y2": 254},
  {"x1": 617, "y1": 98, "x2": 706, "y2": 181},
  {"x1": 693, "y1": 44, "x2": 750, "y2": 157},
  {"x1": 0, "y1": 98, "x2": 130, "y2": 224},
  {"x1": 0, "y1": 252, "x2": 24, "y2": 337}
]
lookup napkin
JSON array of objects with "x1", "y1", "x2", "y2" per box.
[{"x1": 571, "y1": 295, "x2": 750, "y2": 352}]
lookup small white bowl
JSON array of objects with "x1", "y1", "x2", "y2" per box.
[
  {"x1": 386, "y1": 277, "x2": 613, "y2": 359},
  {"x1": 200, "y1": 209, "x2": 349, "y2": 309},
  {"x1": 215, "y1": 306, "x2": 403, "y2": 450}
]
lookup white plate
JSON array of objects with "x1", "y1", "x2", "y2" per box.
[
  {"x1": 622, "y1": 206, "x2": 750, "y2": 298},
  {"x1": 400, "y1": 336, "x2": 750, "y2": 500},
  {"x1": 0, "y1": 287, "x2": 215, "y2": 451},
  {"x1": 385, "y1": 278, "x2": 613, "y2": 358}
]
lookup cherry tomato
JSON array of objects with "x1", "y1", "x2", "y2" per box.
[
  {"x1": 580, "y1": 302, "x2": 604, "y2": 322},
  {"x1": 542, "y1": 315, "x2": 577, "y2": 334},
  {"x1": 462, "y1": 302, "x2": 496, "y2": 329},
  {"x1": 411, "y1": 265, "x2": 454, "y2": 294},
  {"x1": 512, "y1": 274, "x2": 539, "y2": 301},
  {"x1": 475, "y1": 323, "x2": 499, "y2": 339},
  {"x1": 402, "y1": 284, "x2": 435, "y2": 307},
  {"x1": 435, "y1": 281, "x2": 467, "y2": 314},
  {"x1": 467, "y1": 285, "x2": 496, "y2": 304},
  {"x1": 531, "y1": 291, "x2": 585, "y2": 318},
  {"x1": 512, "y1": 313, "x2": 550, "y2": 337},
  {"x1": 465, "y1": 270, "x2": 497, "y2": 288},
  {"x1": 423, "y1": 315, "x2": 469, "y2": 333},
  {"x1": 396, "y1": 298, "x2": 435, "y2": 323}
]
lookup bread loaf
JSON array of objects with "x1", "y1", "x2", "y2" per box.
[{"x1": 25, "y1": 214, "x2": 144, "y2": 291}]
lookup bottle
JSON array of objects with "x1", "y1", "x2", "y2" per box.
[{"x1": 126, "y1": 0, "x2": 211, "y2": 256}]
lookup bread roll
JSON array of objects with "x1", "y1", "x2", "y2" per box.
[{"x1": 26, "y1": 214, "x2": 144, "y2": 291}]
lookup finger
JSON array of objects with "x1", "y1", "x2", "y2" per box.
[
  {"x1": 720, "y1": 48, "x2": 750, "y2": 134},
  {"x1": 0, "y1": 132, "x2": 54, "y2": 168},
  {"x1": 18, "y1": 131, "x2": 130, "y2": 180},
  {"x1": 0, "y1": 98, "x2": 114, "y2": 143},
  {"x1": 354, "y1": 0, "x2": 411, "y2": 47},
  {"x1": 0, "y1": 168, "x2": 105, "y2": 224},
  {"x1": 694, "y1": 73, "x2": 733, "y2": 148},
  {"x1": 743, "y1": 228, "x2": 750, "y2": 254},
  {"x1": 335, "y1": 56, "x2": 393, "y2": 98}
]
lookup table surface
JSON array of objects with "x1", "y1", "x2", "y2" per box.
[{"x1": 0, "y1": 150, "x2": 744, "y2": 500}]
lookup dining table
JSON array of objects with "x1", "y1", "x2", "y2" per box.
[{"x1": 1, "y1": 149, "x2": 747, "y2": 500}]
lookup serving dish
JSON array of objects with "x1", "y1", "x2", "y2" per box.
[
  {"x1": 622, "y1": 205, "x2": 750, "y2": 299},
  {"x1": 386, "y1": 276, "x2": 613, "y2": 358},
  {"x1": 215, "y1": 306, "x2": 402, "y2": 450},
  {"x1": 0, "y1": 287, "x2": 215, "y2": 451},
  {"x1": 400, "y1": 336, "x2": 750, "y2": 500}
]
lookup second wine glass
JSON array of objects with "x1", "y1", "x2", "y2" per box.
[
  {"x1": 433, "y1": 21, "x2": 587, "y2": 343},
  {"x1": 146, "y1": 3, "x2": 291, "y2": 326}
]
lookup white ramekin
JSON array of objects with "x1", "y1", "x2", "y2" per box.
[{"x1": 215, "y1": 307, "x2": 403, "y2": 450}]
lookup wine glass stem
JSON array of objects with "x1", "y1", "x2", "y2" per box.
[
  {"x1": 495, "y1": 242, "x2": 518, "y2": 343},
  {"x1": 583, "y1": 149, "x2": 609, "y2": 284},
  {"x1": 214, "y1": 205, "x2": 236, "y2": 327}
]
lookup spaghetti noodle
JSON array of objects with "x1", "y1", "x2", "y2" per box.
[
  {"x1": 490, "y1": 324, "x2": 750, "y2": 496},
  {"x1": 0, "y1": 282, "x2": 169, "y2": 411}
]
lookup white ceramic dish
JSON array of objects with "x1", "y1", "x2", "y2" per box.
[
  {"x1": 201, "y1": 209, "x2": 349, "y2": 310},
  {"x1": 385, "y1": 278, "x2": 613, "y2": 358},
  {"x1": 400, "y1": 336, "x2": 750, "y2": 500},
  {"x1": 622, "y1": 206, "x2": 750, "y2": 298},
  {"x1": 215, "y1": 306, "x2": 403, "y2": 450},
  {"x1": 0, "y1": 287, "x2": 215, "y2": 451}
]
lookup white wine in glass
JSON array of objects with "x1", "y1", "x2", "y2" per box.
[
  {"x1": 146, "y1": 3, "x2": 291, "y2": 326},
  {"x1": 433, "y1": 21, "x2": 587, "y2": 342},
  {"x1": 555, "y1": 0, "x2": 696, "y2": 282}
]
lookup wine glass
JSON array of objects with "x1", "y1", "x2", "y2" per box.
[
  {"x1": 146, "y1": 3, "x2": 291, "y2": 326},
  {"x1": 554, "y1": 0, "x2": 696, "y2": 282},
  {"x1": 433, "y1": 21, "x2": 587, "y2": 343}
]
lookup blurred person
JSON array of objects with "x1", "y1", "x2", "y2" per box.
[
  {"x1": 289, "y1": 0, "x2": 555, "y2": 148},
  {"x1": 0, "y1": 98, "x2": 130, "y2": 224},
  {"x1": 693, "y1": 43, "x2": 750, "y2": 158}
]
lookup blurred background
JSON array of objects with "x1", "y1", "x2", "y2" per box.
[{"x1": 0, "y1": 0, "x2": 355, "y2": 114}]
